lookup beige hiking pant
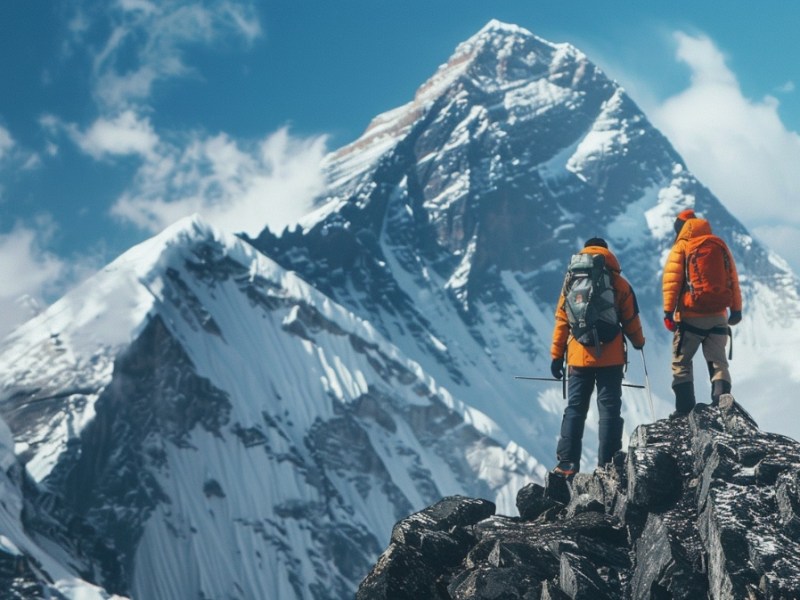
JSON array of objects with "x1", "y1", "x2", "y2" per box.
[{"x1": 671, "y1": 314, "x2": 731, "y2": 386}]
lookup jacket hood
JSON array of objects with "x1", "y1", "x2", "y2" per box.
[
  {"x1": 579, "y1": 245, "x2": 621, "y2": 273},
  {"x1": 677, "y1": 217, "x2": 713, "y2": 241}
]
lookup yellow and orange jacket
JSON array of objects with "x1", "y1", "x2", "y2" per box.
[
  {"x1": 550, "y1": 246, "x2": 645, "y2": 367},
  {"x1": 662, "y1": 217, "x2": 742, "y2": 319}
]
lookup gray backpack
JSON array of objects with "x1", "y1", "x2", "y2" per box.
[{"x1": 562, "y1": 253, "x2": 620, "y2": 351}]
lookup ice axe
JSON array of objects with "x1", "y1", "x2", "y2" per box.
[
  {"x1": 514, "y1": 376, "x2": 645, "y2": 389},
  {"x1": 523, "y1": 351, "x2": 569, "y2": 399},
  {"x1": 639, "y1": 348, "x2": 656, "y2": 422},
  {"x1": 512, "y1": 377, "x2": 566, "y2": 399}
]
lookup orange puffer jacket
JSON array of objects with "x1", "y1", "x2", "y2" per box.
[
  {"x1": 550, "y1": 246, "x2": 645, "y2": 368},
  {"x1": 662, "y1": 218, "x2": 742, "y2": 319}
]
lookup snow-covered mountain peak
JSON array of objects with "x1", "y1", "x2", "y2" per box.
[
  {"x1": 5, "y1": 21, "x2": 800, "y2": 600},
  {"x1": 1, "y1": 201, "x2": 541, "y2": 597},
  {"x1": 302, "y1": 24, "x2": 643, "y2": 302},
  {"x1": 0, "y1": 215, "x2": 231, "y2": 482},
  {"x1": 415, "y1": 19, "x2": 543, "y2": 99},
  {"x1": 419, "y1": 19, "x2": 600, "y2": 101},
  {"x1": 475, "y1": 18, "x2": 530, "y2": 37},
  {"x1": 255, "y1": 19, "x2": 800, "y2": 450},
  {"x1": 3, "y1": 214, "x2": 216, "y2": 352},
  {"x1": 323, "y1": 20, "x2": 606, "y2": 194}
]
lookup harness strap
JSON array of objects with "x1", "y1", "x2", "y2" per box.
[{"x1": 675, "y1": 321, "x2": 733, "y2": 360}]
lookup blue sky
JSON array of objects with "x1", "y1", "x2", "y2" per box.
[{"x1": 2, "y1": 0, "x2": 799, "y2": 337}]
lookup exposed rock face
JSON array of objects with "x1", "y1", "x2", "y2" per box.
[{"x1": 358, "y1": 395, "x2": 800, "y2": 599}]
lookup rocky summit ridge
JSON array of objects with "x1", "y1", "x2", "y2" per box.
[{"x1": 358, "y1": 395, "x2": 800, "y2": 599}]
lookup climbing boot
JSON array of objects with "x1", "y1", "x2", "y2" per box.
[
  {"x1": 670, "y1": 381, "x2": 696, "y2": 418},
  {"x1": 711, "y1": 380, "x2": 732, "y2": 405},
  {"x1": 553, "y1": 461, "x2": 578, "y2": 478}
]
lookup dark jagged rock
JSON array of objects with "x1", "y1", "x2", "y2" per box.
[
  {"x1": 0, "y1": 550, "x2": 56, "y2": 599},
  {"x1": 544, "y1": 472, "x2": 571, "y2": 506},
  {"x1": 389, "y1": 495, "x2": 496, "y2": 545},
  {"x1": 357, "y1": 496, "x2": 495, "y2": 599},
  {"x1": 358, "y1": 397, "x2": 800, "y2": 599},
  {"x1": 627, "y1": 446, "x2": 682, "y2": 509},
  {"x1": 559, "y1": 551, "x2": 613, "y2": 598},
  {"x1": 516, "y1": 483, "x2": 558, "y2": 521},
  {"x1": 355, "y1": 543, "x2": 441, "y2": 600},
  {"x1": 776, "y1": 470, "x2": 800, "y2": 537},
  {"x1": 448, "y1": 565, "x2": 542, "y2": 599}
]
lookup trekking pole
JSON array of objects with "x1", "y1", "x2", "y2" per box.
[
  {"x1": 639, "y1": 349, "x2": 657, "y2": 421},
  {"x1": 514, "y1": 376, "x2": 644, "y2": 389}
]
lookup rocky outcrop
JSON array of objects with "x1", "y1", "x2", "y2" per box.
[{"x1": 357, "y1": 395, "x2": 800, "y2": 599}]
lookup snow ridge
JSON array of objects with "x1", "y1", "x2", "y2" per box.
[{"x1": 0, "y1": 214, "x2": 539, "y2": 598}]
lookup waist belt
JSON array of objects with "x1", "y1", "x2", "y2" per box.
[{"x1": 676, "y1": 321, "x2": 733, "y2": 360}]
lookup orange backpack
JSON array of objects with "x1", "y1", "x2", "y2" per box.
[{"x1": 682, "y1": 234, "x2": 734, "y2": 312}]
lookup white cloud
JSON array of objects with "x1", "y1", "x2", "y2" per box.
[
  {"x1": 0, "y1": 222, "x2": 66, "y2": 340},
  {"x1": 119, "y1": 0, "x2": 158, "y2": 15},
  {"x1": 91, "y1": 0, "x2": 262, "y2": 109},
  {"x1": 0, "y1": 126, "x2": 14, "y2": 161},
  {"x1": 71, "y1": 110, "x2": 160, "y2": 160},
  {"x1": 40, "y1": 110, "x2": 159, "y2": 161},
  {"x1": 650, "y1": 32, "x2": 800, "y2": 273},
  {"x1": 22, "y1": 154, "x2": 42, "y2": 171},
  {"x1": 0, "y1": 123, "x2": 42, "y2": 174},
  {"x1": 39, "y1": 0, "x2": 319, "y2": 242},
  {"x1": 0, "y1": 215, "x2": 107, "y2": 339},
  {"x1": 111, "y1": 127, "x2": 329, "y2": 236}
]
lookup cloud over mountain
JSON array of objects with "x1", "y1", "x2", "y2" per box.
[{"x1": 651, "y1": 32, "x2": 800, "y2": 272}]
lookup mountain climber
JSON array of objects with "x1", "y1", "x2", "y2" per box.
[
  {"x1": 662, "y1": 209, "x2": 742, "y2": 417},
  {"x1": 550, "y1": 238, "x2": 645, "y2": 476}
]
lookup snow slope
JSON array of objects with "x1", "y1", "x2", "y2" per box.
[{"x1": 0, "y1": 215, "x2": 539, "y2": 598}]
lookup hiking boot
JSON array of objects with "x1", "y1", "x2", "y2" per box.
[
  {"x1": 711, "y1": 380, "x2": 732, "y2": 405},
  {"x1": 672, "y1": 381, "x2": 696, "y2": 414},
  {"x1": 669, "y1": 410, "x2": 691, "y2": 420},
  {"x1": 553, "y1": 461, "x2": 578, "y2": 477}
]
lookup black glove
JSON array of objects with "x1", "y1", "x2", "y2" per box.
[
  {"x1": 633, "y1": 340, "x2": 645, "y2": 350},
  {"x1": 550, "y1": 358, "x2": 564, "y2": 380},
  {"x1": 728, "y1": 310, "x2": 742, "y2": 326}
]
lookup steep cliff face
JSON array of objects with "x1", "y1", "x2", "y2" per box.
[
  {"x1": 358, "y1": 395, "x2": 800, "y2": 599},
  {"x1": 0, "y1": 416, "x2": 122, "y2": 599}
]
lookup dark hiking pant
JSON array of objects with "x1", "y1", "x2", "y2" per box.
[{"x1": 556, "y1": 365, "x2": 624, "y2": 470}]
